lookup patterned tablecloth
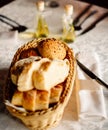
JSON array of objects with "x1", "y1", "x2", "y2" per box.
[{"x1": 0, "y1": 0, "x2": 108, "y2": 130}]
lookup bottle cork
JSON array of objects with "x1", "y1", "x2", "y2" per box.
[
  {"x1": 36, "y1": 1, "x2": 45, "y2": 11},
  {"x1": 65, "y1": 4, "x2": 73, "y2": 15}
]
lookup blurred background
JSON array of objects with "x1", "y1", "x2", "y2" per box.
[
  {"x1": 76, "y1": 0, "x2": 108, "y2": 9},
  {"x1": 0, "y1": 0, "x2": 108, "y2": 8}
]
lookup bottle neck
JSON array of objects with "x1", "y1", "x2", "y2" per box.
[{"x1": 63, "y1": 13, "x2": 73, "y2": 25}]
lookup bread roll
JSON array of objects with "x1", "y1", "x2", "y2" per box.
[
  {"x1": 17, "y1": 63, "x2": 34, "y2": 91},
  {"x1": 22, "y1": 90, "x2": 36, "y2": 111},
  {"x1": 11, "y1": 91, "x2": 23, "y2": 106},
  {"x1": 17, "y1": 58, "x2": 50, "y2": 91},
  {"x1": 37, "y1": 38, "x2": 66, "y2": 60},
  {"x1": 32, "y1": 59, "x2": 69, "y2": 90},
  {"x1": 50, "y1": 84, "x2": 63, "y2": 104},
  {"x1": 11, "y1": 56, "x2": 42, "y2": 85},
  {"x1": 35, "y1": 90, "x2": 50, "y2": 110}
]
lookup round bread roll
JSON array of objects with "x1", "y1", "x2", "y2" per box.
[{"x1": 37, "y1": 38, "x2": 66, "y2": 59}]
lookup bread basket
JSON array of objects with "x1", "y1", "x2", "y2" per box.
[{"x1": 4, "y1": 38, "x2": 76, "y2": 130}]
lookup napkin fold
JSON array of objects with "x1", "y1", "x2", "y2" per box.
[
  {"x1": 79, "y1": 79, "x2": 107, "y2": 121},
  {"x1": 77, "y1": 51, "x2": 102, "y2": 79},
  {"x1": 77, "y1": 51, "x2": 107, "y2": 120}
]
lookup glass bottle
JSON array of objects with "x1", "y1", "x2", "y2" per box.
[
  {"x1": 35, "y1": 1, "x2": 49, "y2": 38},
  {"x1": 62, "y1": 4, "x2": 75, "y2": 43}
]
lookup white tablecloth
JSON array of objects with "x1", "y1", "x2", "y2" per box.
[{"x1": 0, "y1": 0, "x2": 108, "y2": 130}]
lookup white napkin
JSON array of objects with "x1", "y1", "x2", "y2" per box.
[
  {"x1": 79, "y1": 79, "x2": 107, "y2": 120},
  {"x1": 77, "y1": 51, "x2": 102, "y2": 79},
  {"x1": 77, "y1": 51, "x2": 107, "y2": 120},
  {"x1": 0, "y1": 31, "x2": 19, "y2": 69}
]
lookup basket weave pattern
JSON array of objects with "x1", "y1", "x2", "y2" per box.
[{"x1": 4, "y1": 39, "x2": 76, "y2": 130}]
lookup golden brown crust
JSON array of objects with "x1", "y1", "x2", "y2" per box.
[
  {"x1": 11, "y1": 90, "x2": 23, "y2": 106},
  {"x1": 50, "y1": 84, "x2": 63, "y2": 104},
  {"x1": 36, "y1": 90, "x2": 50, "y2": 110},
  {"x1": 20, "y1": 48, "x2": 38, "y2": 59},
  {"x1": 22, "y1": 90, "x2": 36, "y2": 111},
  {"x1": 37, "y1": 38, "x2": 66, "y2": 60}
]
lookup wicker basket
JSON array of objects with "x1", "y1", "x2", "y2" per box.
[{"x1": 4, "y1": 38, "x2": 76, "y2": 130}]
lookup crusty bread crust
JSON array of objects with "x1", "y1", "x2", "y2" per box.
[{"x1": 37, "y1": 38, "x2": 66, "y2": 60}]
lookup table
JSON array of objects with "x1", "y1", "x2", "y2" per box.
[{"x1": 0, "y1": 0, "x2": 108, "y2": 130}]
